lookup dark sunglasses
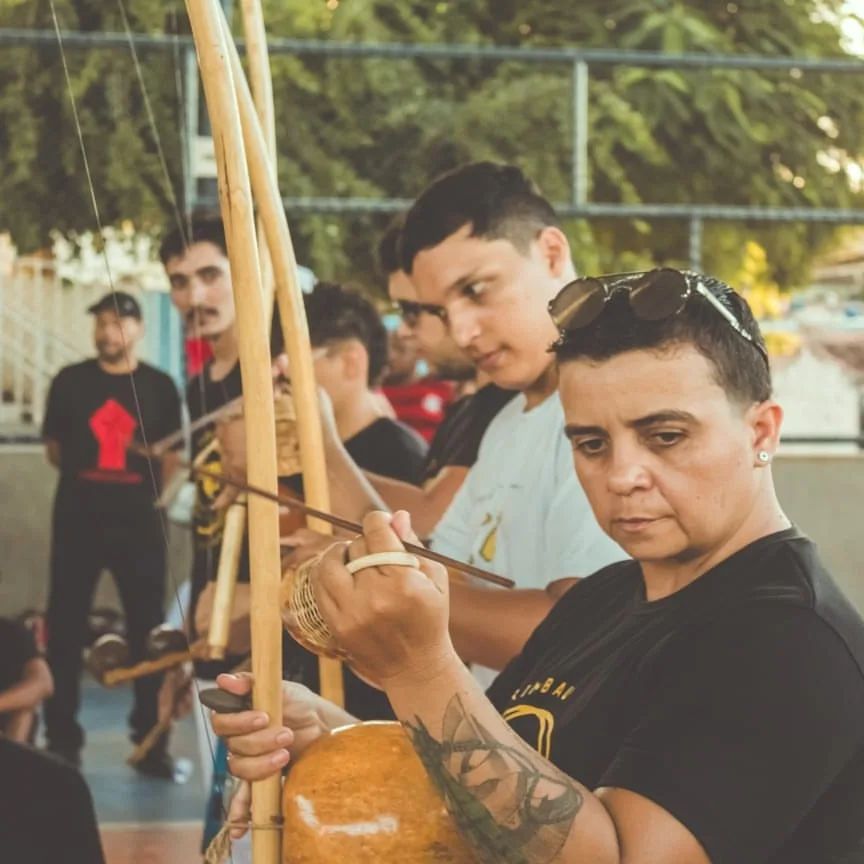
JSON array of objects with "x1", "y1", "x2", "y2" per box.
[
  {"x1": 549, "y1": 268, "x2": 769, "y2": 364},
  {"x1": 392, "y1": 299, "x2": 448, "y2": 327}
]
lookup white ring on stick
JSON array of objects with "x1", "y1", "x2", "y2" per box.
[{"x1": 345, "y1": 552, "x2": 421, "y2": 575}]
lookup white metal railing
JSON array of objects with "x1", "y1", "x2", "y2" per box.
[
  {"x1": 1, "y1": 301, "x2": 82, "y2": 425},
  {"x1": 1, "y1": 256, "x2": 103, "y2": 428},
  {"x1": 0, "y1": 253, "x2": 183, "y2": 432},
  {"x1": 1, "y1": 247, "x2": 189, "y2": 436}
]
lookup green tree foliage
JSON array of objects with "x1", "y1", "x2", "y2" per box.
[
  {"x1": 1, "y1": 0, "x2": 863, "y2": 289},
  {"x1": 0, "y1": 1, "x2": 188, "y2": 254}
]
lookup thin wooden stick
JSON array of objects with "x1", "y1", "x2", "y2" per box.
[
  {"x1": 185, "y1": 4, "x2": 283, "y2": 863},
  {"x1": 98, "y1": 635, "x2": 251, "y2": 688},
  {"x1": 192, "y1": 436, "x2": 220, "y2": 468},
  {"x1": 193, "y1": 463, "x2": 516, "y2": 589},
  {"x1": 127, "y1": 718, "x2": 172, "y2": 766},
  {"x1": 131, "y1": 396, "x2": 243, "y2": 458},
  {"x1": 103, "y1": 647, "x2": 199, "y2": 687}
]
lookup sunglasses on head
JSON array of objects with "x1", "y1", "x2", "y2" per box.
[
  {"x1": 549, "y1": 268, "x2": 769, "y2": 364},
  {"x1": 392, "y1": 299, "x2": 448, "y2": 327}
]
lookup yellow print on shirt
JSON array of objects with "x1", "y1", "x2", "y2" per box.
[
  {"x1": 194, "y1": 431, "x2": 227, "y2": 545},
  {"x1": 511, "y1": 676, "x2": 575, "y2": 703},
  {"x1": 502, "y1": 705, "x2": 555, "y2": 759},
  {"x1": 477, "y1": 512, "x2": 502, "y2": 563}
]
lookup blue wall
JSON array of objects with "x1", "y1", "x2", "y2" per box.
[{"x1": 140, "y1": 291, "x2": 184, "y2": 388}]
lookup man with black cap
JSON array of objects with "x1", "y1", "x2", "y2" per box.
[{"x1": 41, "y1": 290, "x2": 182, "y2": 776}]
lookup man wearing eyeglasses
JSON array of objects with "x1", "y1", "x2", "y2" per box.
[{"x1": 382, "y1": 218, "x2": 519, "y2": 487}]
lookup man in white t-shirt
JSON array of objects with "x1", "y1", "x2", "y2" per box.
[{"x1": 400, "y1": 162, "x2": 624, "y2": 677}]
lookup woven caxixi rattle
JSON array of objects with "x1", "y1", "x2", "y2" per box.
[{"x1": 280, "y1": 549, "x2": 421, "y2": 659}]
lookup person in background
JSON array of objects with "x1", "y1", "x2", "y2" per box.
[
  {"x1": 41, "y1": 291, "x2": 181, "y2": 775},
  {"x1": 383, "y1": 327, "x2": 420, "y2": 387},
  {"x1": 379, "y1": 216, "x2": 459, "y2": 443},
  {"x1": 0, "y1": 737, "x2": 105, "y2": 863},
  {"x1": 158, "y1": 216, "x2": 251, "y2": 807},
  {"x1": 284, "y1": 281, "x2": 428, "y2": 487},
  {"x1": 381, "y1": 326, "x2": 454, "y2": 443},
  {"x1": 0, "y1": 615, "x2": 52, "y2": 743}
]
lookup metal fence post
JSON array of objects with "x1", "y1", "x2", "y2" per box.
[
  {"x1": 32, "y1": 261, "x2": 45, "y2": 425},
  {"x1": 571, "y1": 60, "x2": 589, "y2": 206},
  {"x1": 689, "y1": 215, "x2": 703, "y2": 272},
  {"x1": 0, "y1": 266, "x2": 5, "y2": 415},
  {"x1": 183, "y1": 44, "x2": 200, "y2": 215}
]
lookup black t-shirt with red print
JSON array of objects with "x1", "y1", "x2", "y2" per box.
[{"x1": 42, "y1": 359, "x2": 181, "y2": 516}]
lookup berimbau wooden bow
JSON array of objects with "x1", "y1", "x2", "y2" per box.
[
  {"x1": 205, "y1": 0, "x2": 277, "y2": 666},
  {"x1": 216, "y1": 4, "x2": 345, "y2": 706},
  {"x1": 184, "y1": 4, "x2": 283, "y2": 862},
  {"x1": 188, "y1": 4, "x2": 352, "y2": 861}
]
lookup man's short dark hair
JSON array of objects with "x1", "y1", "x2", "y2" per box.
[
  {"x1": 158, "y1": 215, "x2": 227, "y2": 265},
  {"x1": 271, "y1": 282, "x2": 388, "y2": 387},
  {"x1": 400, "y1": 162, "x2": 560, "y2": 274},
  {"x1": 377, "y1": 214, "x2": 405, "y2": 277},
  {"x1": 553, "y1": 275, "x2": 772, "y2": 405}
]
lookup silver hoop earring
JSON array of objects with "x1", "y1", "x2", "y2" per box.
[{"x1": 757, "y1": 450, "x2": 771, "y2": 464}]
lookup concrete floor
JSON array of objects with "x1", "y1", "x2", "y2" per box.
[
  {"x1": 100, "y1": 824, "x2": 202, "y2": 864},
  {"x1": 76, "y1": 678, "x2": 210, "y2": 863}
]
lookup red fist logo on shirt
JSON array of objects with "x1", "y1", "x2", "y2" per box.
[{"x1": 89, "y1": 399, "x2": 137, "y2": 471}]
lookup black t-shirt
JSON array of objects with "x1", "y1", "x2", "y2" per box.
[
  {"x1": 42, "y1": 359, "x2": 181, "y2": 517},
  {"x1": 487, "y1": 529, "x2": 864, "y2": 864},
  {"x1": 0, "y1": 619, "x2": 38, "y2": 695},
  {"x1": 423, "y1": 384, "x2": 516, "y2": 482},
  {"x1": 185, "y1": 362, "x2": 248, "y2": 679},
  {"x1": 186, "y1": 361, "x2": 244, "y2": 563},
  {"x1": 344, "y1": 417, "x2": 427, "y2": 485},
  {"x1": 0, "y1": 739, "x2": 105, "y2": 864},
  {"x1": 283, "y1": 416, "x2": 429, "y2": 500}
]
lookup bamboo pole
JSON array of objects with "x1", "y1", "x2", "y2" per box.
[
  {"x1": 238, "y1": 0, "x2": 277, "y2": 313},
  {"x1": 207, "y1": 494, "x2": 247, "y2": 660},
  {"x1": 205, "y1": 0, "x2": 275, "y2": 664},
  {"x1": 239, "y1": 0, "x2": 276, "y2": 164},
  {"x1": 185, "y1": 3, "x2": 283, "y2": 862},
  {"x1": 218, "y1": 9, "x2": 344, "y2": 707}
]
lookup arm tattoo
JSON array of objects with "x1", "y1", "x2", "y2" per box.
[{"x1": 403, "y1": 694, "x2": 583, "y2": 864}]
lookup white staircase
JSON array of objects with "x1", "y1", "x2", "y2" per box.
[{"x1": 1, "y1": 256, "x2": 105, "y2": 434}]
